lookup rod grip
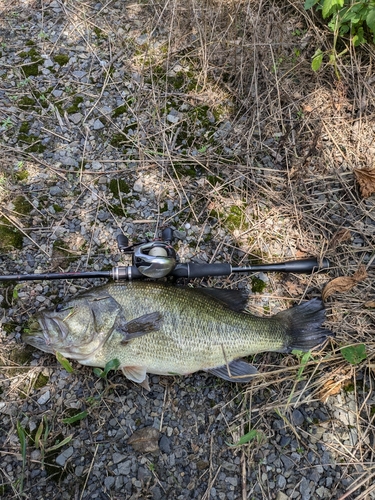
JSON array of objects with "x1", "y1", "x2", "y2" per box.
[
  {"x1": 279, "y1": 257, "x2": 330, "y2": 273},
  {"x1": 171, "y1": 263, "x2": 232, "y2": 278}
]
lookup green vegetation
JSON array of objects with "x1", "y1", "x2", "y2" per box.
[
  {"x1": 207, "y1": 174, "x2": 223, "y2": 186},
  {"x1": 9, "y1": 346, "x2": 33, "y2": 365},
  {"x1": 19, "y1": 122, "x2": 29, "y2": 134},
  {"x1": 0, "y1": 218, "x2": 23, "y2": 250},
  {"x1": 13, "y1": 195, "x2": 33, "y2": 215},
  {"x1": 1, "y1": 117, "x2": 13, "y2": 129},
  {"x1": 93, "y1": 26, "x2": 108, "y2": 39},
  {"x1": 19, "y1": 47, "x2": 42, "y2": 77},
  {"x1": 110, "y1": 123, "x2": 137, "y2": 148},
  {"x1": 93, "y1": 358, "x2": 120, "y2": 379},
  {"x1": 227, "y1": 428, "x2": 265, "y2": 447},
  {"x1": 112, "y1": 104, "x2": 129, "y2": 117},
  {"x1": 56, "y1": 351, "x2": 74, "y2": 373},
  {"x1": 53, "y1": 53, "x2": 69, "y2": 66},
  {"x1": 109, "y1": 178, "x2": 130, "y2": 198},
  {"x1": 251, "y1": 276, "x2": 267, "y2": 293},
  {"x1": 53, "y1": 203, "x2": 63, "y2": 212},
  {"x1": 225, "y1": 205, "x2": 249, "y2": 231},
  {"x1": 16, "y1": 421, "x2": 27, "y2": 493},
  {"x1": 172, "y1": 162, "x2": 200, "y2": 178},
  {"x1": 1, "y1": 322, "x2": 16, "y2": 334},
  {"x1": 18, "y1": 96, "x2": 35, "y2": 110},
  {"x1": 305, "y1": 0, "x2": 375, "y2": 74},
  {"x1": 66, "y1": 95, "x2": 83, "y2": 114},
  {"x1": 112, "y1": 99, "x2": 135, "y2": 118},
  {"x1": 19, "y1": 47, "x2": 40, "y2": 60},
  {"x1": 340, "y1": 344, "x2": 367, "y2": 365},
  {"x1": 62, "y1": 409, "x2": 88, "y2": 425},
  {"x1": 34, "y1": 373, "x2": 49, "y2": 389},
  {"x1": 291, "y1": 350, "x2": 314, "y2": 381},
  {"x1": 17, "y1": 130, "x2": 46, "y2": 153}
]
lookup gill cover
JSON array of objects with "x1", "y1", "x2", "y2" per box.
[{"x1": 24, "y1": 291, "x2": 125, "y2": 359}]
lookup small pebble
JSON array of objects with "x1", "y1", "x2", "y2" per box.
[
  {"x1": 69, "y1": 113, "x2": 83, "y2": 124},
  {"x1": 37, "y1": 391, "x2": 50, "y2": 405},
  {"x1": 55, "y1": 446, "x2": 74, "y2": 467},
  {"x1": 292, "y1": 409, "x2": 304, "y2": 426},
  {"x1": 93, "y1": 119, "x2": 105, "y2": 130}
]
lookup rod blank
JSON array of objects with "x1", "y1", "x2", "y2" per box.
[{"x1": 0, "y1": 258, "x2": 331, "y2": 282}]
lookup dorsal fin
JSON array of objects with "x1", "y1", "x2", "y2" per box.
[{"x1": 189, "y1": 287, "x2": 249, "y2": 312}]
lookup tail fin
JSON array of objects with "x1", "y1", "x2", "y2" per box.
[{"x1": 275, "y1": 298, "x2": 333, "y2": 352}]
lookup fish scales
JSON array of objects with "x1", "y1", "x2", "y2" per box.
[
  {"x1": 94, "y1": 282, "x2": 284, "y2": 373},
  {"x1": 23, "y1": 281, "x2": 333, "y2": 388}
]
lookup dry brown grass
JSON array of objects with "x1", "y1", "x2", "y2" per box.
[{"x1": 0, "y1": 0, "x2": 375, "y2": 498}]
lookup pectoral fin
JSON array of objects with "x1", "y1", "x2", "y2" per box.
[
  {"x1": 206, "y1": 359, "x2": 258, "y2": 383},
  {"x1": 120, "y1": 312, "x2": 162, "y2": 343},
  {"x1": 121, "y1": 365, "x2": 150, "y2": 390}
]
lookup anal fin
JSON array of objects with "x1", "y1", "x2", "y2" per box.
[
  {"x1": 121, "y1": 365, "x2": 149, "y2": 388},
  {"x1": 206, "y1": 359, "x2": 258, "y2": 383}
]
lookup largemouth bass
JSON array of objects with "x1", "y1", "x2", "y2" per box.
[{"x1": 23, "y1": 282, "x2": 332, "y2": 389}]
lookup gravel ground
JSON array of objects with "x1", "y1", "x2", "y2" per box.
[{"x1": 1, "y1": 0, "x2": 375, "y2": 499}]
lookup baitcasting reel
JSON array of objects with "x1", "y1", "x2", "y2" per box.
[{"x1": 116, "y1": 228, "x2": 177, "y2": 279}]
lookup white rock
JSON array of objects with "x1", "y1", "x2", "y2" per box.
[
  {"x1": 37, "y1": 390, "x2": 50, "y2": 405},
  {"x1": 166, "y1": 114, "x2": 179, "y2": 124},
  {"x1": 93, "y1": 119, "x2": 105, "y2": 130},
  {"x1": 133, "y1": 179, "x2": 143, "y2": 193},
  {"x1": 69, "y1": 113, "x2": 83, "y2": 124}
]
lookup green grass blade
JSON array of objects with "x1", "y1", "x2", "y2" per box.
[
  {"x1": 34, "y1": 419, "x2": 44, "y2": 449},
  {"x1": 16, "y1": 421, "x2": 27, "y2": 493},
  {"x1": 227, "y1": 429, "x2": 264, "y2": 447},
  {"x1": 62, "y1": 410, "x2": 88, "y2": 424},
  {"x1": 56, "y1": 352, "x2": 74, "y2": 373},
  {"x1": 45, "y1": 435, "x2": 73, "y2": 453}
]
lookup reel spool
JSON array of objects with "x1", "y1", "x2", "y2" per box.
[{"x1": 134, "y1": 242, "x2": 177, "y2": 278}]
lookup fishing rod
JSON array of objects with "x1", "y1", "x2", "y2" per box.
[{"x1": 0, "y1": 227, "x2": 331, "y2": 282}]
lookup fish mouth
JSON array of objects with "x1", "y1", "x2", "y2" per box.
[{"x1": 22, "y1": 314, "x2": 69, "y2": 354}]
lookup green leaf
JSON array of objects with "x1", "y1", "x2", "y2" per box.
[
  {"x1": 17, "y1": 421, "x2": 27, "y2": 463},
  {"x1": 45, "y1": 435, "x2": 73, "y2": 453},
  {"x1": 34, "y1": 419, "x2": 44, "y2": 449},
  {"x1": 291, "y1": 349, "x2": 304, "y2": 357},
  {"x1": 227, "y1": 429, "x2": 264, "y2": 447},
  {"x1": 366, "y1": 7, "x2": 375, "y2": 32},
  {"x1": 352, "y1": 27, "x2": 367, "y2": 46},
  {"x1": 56, "y1": 352, "x2": 74, "y2": 373},
  {"x1": 322, "y1": 0, "x2": 344, "y2": 19},
  {"x1": 16, "y1": 421, "x2": 27, "y2": 493},
  {"x1": 340, "y1": 344, "x2": 366, "y2": 365},
  {"x1": 93, "y1": 367, "x2": 103, "y2": 377},
  {"x1": 311, "y1": 49, "x2": 324, "y2": 71},
  {"x1": 62, "y1": 410, "x2": 88, "y2": 424},
  {"x1": 103, "y1": 358, "x2": 120, "y2": 375},
  {"x1": 339, "y1": 24, "x2": 350, "y2": 35},
  {"x1": 328, "y1": 52, "x2": 336, "y2": 65},
  {"x1": 303, "y1": 0, "x2": 320, "y2": 10},
  {"x1": 94, "y1": 358, "x2": 120, "y2": 379}
]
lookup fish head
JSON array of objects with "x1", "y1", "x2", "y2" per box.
[{"x1": 23, "y1": 291, "x2": 124, "y2": 361}]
